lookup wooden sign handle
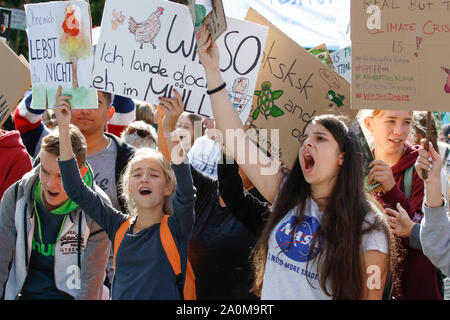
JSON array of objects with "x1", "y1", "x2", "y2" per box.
[{"x1": 422, "y1": 111, "x2": 432, "y2": 180}]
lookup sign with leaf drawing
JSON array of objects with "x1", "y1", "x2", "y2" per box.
[
  {"x1": 0, "y1": 41, "x2": 31, "y2": 127},
  {"x1": 25, "y1": 1, "x2": 97, "y2": 109},
  {"x1": 245, "y1": 8, "x2": 356, "y2": 169},
  {"x1": 91, "y1": 0, "x2": 268, "y2": 123},
  {"x1": 351, "y1": 0, "x2": 450, "y2": 112}
]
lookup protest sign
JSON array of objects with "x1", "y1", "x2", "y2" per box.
[
  {"x1": 249, "y1": 0, "x2": 350, "y2": 50},
  {"x1": 245, "y1": 8, "x2": 356, "y2": 169},
  {"x1": 331, "y1": 46, "x2": 352, "y2": 83},
  {"x1": 187, "y1": 0, "x2": 227, "y2": 43},
  {"x1": 309, "y1": 43, "x2": 336, "y2": 70},
  {"x1": 351, "y1": 0, "x2": 450, "y2": 112},
  {"x1": 25, "y1": 1, "x2": 97, "y2": 110},
  {"x1": 91, "y1": 0, "x2": 268, "y2": 123},
  {"x1": 0, "y1": 41, "x2": 31, "y2": 127},
  {"x1": 0, "y1": 8, "x2": 11, "y2": 41}
]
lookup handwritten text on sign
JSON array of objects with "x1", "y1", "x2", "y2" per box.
[
  {"x1": 91, "y1": 0, "x2": 268, "y2": 122},
  {"x1": 351, "y1": 0, "x2": 450, "y2": 111},
  {"x1": 25, "y1": 1, "x2": 97, "y2": 109}
]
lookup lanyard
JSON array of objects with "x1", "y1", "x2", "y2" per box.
[{"x1": 33, "y1": 200, "x2": 68, "y2": 248}]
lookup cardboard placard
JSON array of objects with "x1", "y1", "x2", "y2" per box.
[
  {"x1": 245, "y1": 8, "x2": 356, "y2": 169},
  {"x1": 187, "y1": 0, "x2": 227, "y2": 43},
  {"x1": 351, "y1": 0, "x2": 450, "y2": 112},
  {"x1": 91, "y1": 0, "x2": 268, "y2": 123},
  {"x1": 0, "y1": 41, "x2": 31, "y2": 127},
  {"x1": 0, "y1": 8, "x2": 11, "y2": 41},
  {"x1": 331, "y1": 46, "x2": 352, "y2": 83},
  {"x1": 25, "y1": 1, "x2": 97, "y2": 109}
]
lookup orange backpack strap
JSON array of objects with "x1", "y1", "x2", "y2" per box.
[
  {"x1": 113, "y1": 218, "x2": 131, "y2": 270},
  {"x1": 160, "y1": 215, "x2": 182, "y2": 274},
  {"x1": 160, "y1": 215, "x2": 196, "y2": 300}
]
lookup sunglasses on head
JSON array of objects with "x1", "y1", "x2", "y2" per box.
[{"x1": 126, "y1": 127, "x2": 151, "y2": 138}]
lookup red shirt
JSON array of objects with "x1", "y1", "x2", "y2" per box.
[{"x1": 0, "y1": 130, "x2": 33, "y2": 200}]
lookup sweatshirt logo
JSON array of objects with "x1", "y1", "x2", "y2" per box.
[{"x1": 275, "y1": 215, "x2": 322, "y2": 263}]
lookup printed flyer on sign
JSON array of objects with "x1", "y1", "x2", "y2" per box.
[
  {"x1": 91, "y1": 0, "x2": 268, "y2": 123},
  {"x1": 25, "y1": 1, "x2": 97, "y2": 109}
]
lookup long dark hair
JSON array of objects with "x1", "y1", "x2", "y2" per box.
[{"x1": 251, "y1": 114, "x2": 394, "y2": 299}]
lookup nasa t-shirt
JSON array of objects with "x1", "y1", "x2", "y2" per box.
[{"x1": 260, "y1": 197, "x2": 389, "y2": 300}]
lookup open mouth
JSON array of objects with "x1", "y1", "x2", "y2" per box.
[
  {"x1": 139, "y1": 187, "x2": 152, "y2": 196},
  {"x1": 47, "y1": 190, "x2": 60, "y2": 198},
  {"x1": 303, "y1": 152, "x2": 315, "y2": 174}
]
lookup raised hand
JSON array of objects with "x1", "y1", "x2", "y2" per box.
[
  {"x1": 196, "y1": 24, "x2": 220, "y2": 73},
  {"x1": 53, "y1": 85, "x2": 72, "y2": 128},
  {"x1": 414, "y1": 139, "x2": 442, "y2": 183},
  {"x1": 159, "y1": 88, "x2": 183, "y2": 134}
]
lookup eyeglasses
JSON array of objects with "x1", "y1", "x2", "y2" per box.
[{"x1": 126, "y1": 127, "x2": 151, "y2": 138}]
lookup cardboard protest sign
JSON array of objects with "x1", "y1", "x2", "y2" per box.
[
  {"x1": 91, "y1": 0, "x2": 268, "y2": 123},
  {"x1": 25, "y1": 1, "x2": 97, "y2": 110},
  {"x1": 245, "y1": 8, "x2": 356, "y2": 169},
  {"x1": 0, "y1": 8, "x2": 11, "y2": 41},
  {"x1": 331, "y1": 46, "x2": 352, "y2": 83},
  {"x1": 351, "y1": 0, "x2": 450, "y2": 112},
  {"x1": 187, "y1": 0, "x2": 227, "y2": 43},
  {"x1": 309, "y1": 44, "x2": 336, "y2": 70},
  {"x1": 0, "y1": 41, "x2": 31, "y2": 127}
]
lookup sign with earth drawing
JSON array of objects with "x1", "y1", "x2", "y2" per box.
[{"x1": 245, "y1": 8, "x2": 357, "y2": 169}]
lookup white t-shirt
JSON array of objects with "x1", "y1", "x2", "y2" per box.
[
  {"x1": 187, "y1": 135, "x2": 221, "y2": 179},
  {"x1": 260, "y1": 197, "x2": 389, "y2": 300}
]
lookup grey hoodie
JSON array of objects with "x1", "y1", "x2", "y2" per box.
[
  {"x1": 420, "y1": 200, "x2": 450, "y2": 277},
  {"x1": 0, "y1": 166, "x2": 111, "y2": 300}
]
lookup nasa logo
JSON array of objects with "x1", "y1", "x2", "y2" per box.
[{"x1": 275, "y1": 215, "x2": 322, "y2": 263}]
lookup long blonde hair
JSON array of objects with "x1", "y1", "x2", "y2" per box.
[{"x1": 120, "y1": 148, "x2": 176, "y2": 216}]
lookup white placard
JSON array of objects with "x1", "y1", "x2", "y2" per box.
[
  {"x1": 25, "y1": 1, "x2": 97, "y2": 109},
  {"x1": 91, "y1": 0, "x2": 268, "y2": 122}
]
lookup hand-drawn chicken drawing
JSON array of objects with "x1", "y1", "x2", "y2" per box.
[{"x1": 128, "y1": 7, "x2": 164, "y2": 49}]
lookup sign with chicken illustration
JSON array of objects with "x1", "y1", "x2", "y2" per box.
[
  {"x1": 91, "y1": 0, "x2": 268, "y2": 123},
  {"x1": 25, "y1": 1, "x2": 97, "y2": 109}
]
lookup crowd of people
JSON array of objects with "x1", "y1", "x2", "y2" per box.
[{"x1": 0, "y1": 22, "x2": 449, "y2": 301}]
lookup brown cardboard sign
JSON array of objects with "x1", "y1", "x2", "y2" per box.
[
  {"x1": 188, "y1": 0, "x2": 226, "y2": 43},
  {"x1": 0, "y1": 41, "x2": 31, "y2": 127},
  {"x1": 245, "y1": 8, "x2": 356, "y2": 169},
  {"x1": 351, "y1": 0, "x2": 450, "y2": 112}
]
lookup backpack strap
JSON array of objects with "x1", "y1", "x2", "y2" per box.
[
  {"x1": 401, "y1": 165, "x2": 415, "y2": 201},
  {"x1": 444, "y1": 146, "x2": 450, "y2": 166},
  {"x1": 113, "y1": 218, "x2": 131, "y2": 270},
  {"x1": 159, "y1": 215, "x2": 184, "y2": 299}
]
